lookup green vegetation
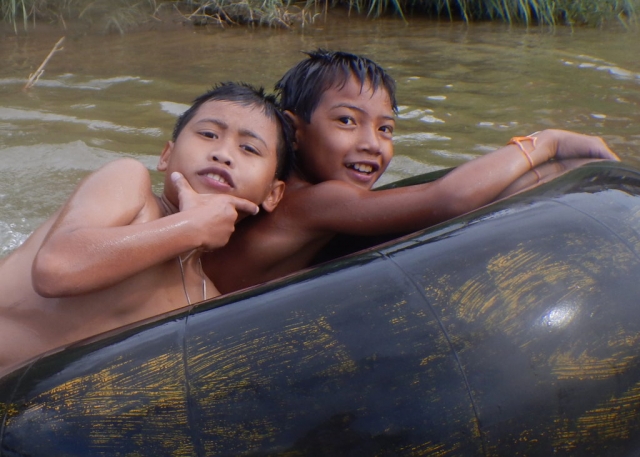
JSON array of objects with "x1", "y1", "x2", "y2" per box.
[
  {"x1": 1, "y1": 0, "x2": 637, "y2": 31},
  {"x1": 2, "y1": 0, "x2": 162, "y2": 33},
  {"x1": 426, "y1": 0, "x2": 638, "y2": 26},
  {"x1": 179, "y1": 0, "x2": 316, "y2": 28}
]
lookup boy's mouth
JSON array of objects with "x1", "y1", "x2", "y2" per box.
[
  {"x1": 199, "y1": 167, "x2": 234, "y2": 189},
  {"x1": 206, "y1": 173, "x2": 229, "y2": 185},
  {"x1": 347, "y1": 162, "x2": 379, "y2": 175}
]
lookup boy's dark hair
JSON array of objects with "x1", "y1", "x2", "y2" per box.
[
  {"x1": 275, "y1": 49, "x2": 397, "y2": 124},
  {"x1": 173, "y1": 82, "x2": 293, "y2": 180}
]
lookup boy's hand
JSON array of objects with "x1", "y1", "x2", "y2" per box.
[
  {"x1": 544, "y1": 130, "x2": 620, "y2": 162},
  {"x1": 171, "y1": 172, "x2": 259, "y2": 250}
]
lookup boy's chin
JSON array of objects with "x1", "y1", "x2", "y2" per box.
[
  {"x1": 349, "y1": 176, "x2": 380, "y2": 190},
  {"x1": 343, "y1": 168, "x2": 383, "y2": 189}
]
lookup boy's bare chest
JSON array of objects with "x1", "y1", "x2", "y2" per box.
[{"x1": 1, "y1": 260, "x2": 191, "y2": 363}]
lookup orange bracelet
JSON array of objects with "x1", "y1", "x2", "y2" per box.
[{"x1": 508, "y1": 136, "x2": 537, "y2": 170}]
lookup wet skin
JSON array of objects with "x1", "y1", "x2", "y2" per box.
[
  {"x1": 0, "y1": 100, "x2": 284, "y2": 375},
  {"x1": 204, "y1": 81, "x2": 619, "y2": 295}
]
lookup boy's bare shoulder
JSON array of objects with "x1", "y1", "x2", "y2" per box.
[
  {"x1": 270, "y1": 179, "x2": 370, "y2": 234},
  {"x1": 64, "y1": 158, "x2": 156, "y2": 219},
  {"x1": 95, "y1": 157, "x2": 151, "y2": 184},
  {"x1": 40, "y1": 158, "x2": 161, "y2": 260},
  {"x1": 285, "y1": 179, "x2": 364, "y2": 208}
]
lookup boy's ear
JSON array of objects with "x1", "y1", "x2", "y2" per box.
[
  {"x1": 157, "y1": 141, "x2": 174, "y2": 171},
  {"x1": 284, "y1": 110, "x2": 302, "y2": 150},
  {"x1": 260, "y1": 179, "x2": 286, "y2": 213},
  {"x1": 284, "y1": 110, "x2": 301, "y2": 128}
]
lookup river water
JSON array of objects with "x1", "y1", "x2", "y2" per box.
[{"x1": 1, "y1": 15, "x2": 639, "y2": 256}]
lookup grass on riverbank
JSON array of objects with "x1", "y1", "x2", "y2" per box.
[{"x1": 1, "y1": 0, "x2": 638, "y2": 31}]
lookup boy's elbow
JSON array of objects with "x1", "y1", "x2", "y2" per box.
[
  {"x1": 440, "y1": 185, "x2": 489, "y2": 220},
  {"x1": 31, "y1": 252, "x2": 76, "y2": 298},
  {"x1": 446, "y1": 200, "x2": 476, "y2": 220},
  {"x1": 429, "y1": 194, "x2": 472, "y2": 224}
]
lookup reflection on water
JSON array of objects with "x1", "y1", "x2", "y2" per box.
[{"x1": 1, "y1": 18, "x2": 639, "y2": 255}]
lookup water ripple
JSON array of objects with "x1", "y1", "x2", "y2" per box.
[
  {"x1": 160, "y1": 101, "x2": 189, "y2": 117},
  {"x1": 0, "y1": 75, "x2": 152, "y2": 90},
  {"x1": 0, "y1": 221, "x2": 29, "y2": 258},
  {"x1": 562, "y1": 58, "x2": 640, "y2": 81},
  {"x1": 0, "y1": 107, "x2": 162, "y2": 136},
  {"x1": 394, "y1": 132, "x2": 451, "y2": 144}
]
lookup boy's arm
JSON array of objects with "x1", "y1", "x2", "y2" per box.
[
  {"x1": 293, "y1": 129, "x2": 618, "y2": 236},
  {"x1": 495, "y1": 157, "x2": 602, "y2": 200},
  {"x1": 32, "y1": 159, "x2": 256, "y2": 297}
]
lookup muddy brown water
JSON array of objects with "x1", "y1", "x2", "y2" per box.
[{"x1": 1, "y1": 16, "x2": 639, "y2": 256}]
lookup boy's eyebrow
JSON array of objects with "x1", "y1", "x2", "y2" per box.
[
  {"x1": 238, "y1": 128, "x2": 269, "y2": 149},
  {"x1": 331, "y1": 103, "x2": 395, "y2": 121},
  {"x1": 195, "y1": 118, "x2": 269, "y2": 149}
]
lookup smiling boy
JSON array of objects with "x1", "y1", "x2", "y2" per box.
[
  {"x1": 0, "y1": 82, "x2": 290, "y2": 374},
  {"x1": 203, "y1": 50, "x2": 619, "y2": 294}
]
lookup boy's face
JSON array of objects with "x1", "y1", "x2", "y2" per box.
[
  {"x1": 290, "y1": 76, "x2": 395, "y2": 190},
  {"x1": 158, "y1": 100, "x2": 283, "y2": 211}
]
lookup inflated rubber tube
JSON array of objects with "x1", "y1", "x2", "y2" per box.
[{"x1": 2, "y1": 162, "x2": 640, "y2": 456}]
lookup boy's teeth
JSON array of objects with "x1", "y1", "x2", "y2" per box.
[
  {"x1": 207, "y1": 173, "x2": 227, "y2": 184},
  {"x1": 352, "y1": 163, "x2": 373, "y2": 173}
]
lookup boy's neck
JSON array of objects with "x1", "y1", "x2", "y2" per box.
[
  {"x1": 156, "y1": 195, "x2": 205, "y2": 265},
  {"x1": 286, "y1": 169, "x2": 313, "y2": 190},
  {"x1": 157, "y1": 193, "x2": 179, "y2": 216}
]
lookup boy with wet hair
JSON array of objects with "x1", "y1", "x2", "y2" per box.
[
  {"x1": 275, "y1": 49, "x2": 398, "y2": 126},
  {"x1": 0, "y1": 82, "x2": 290, "y2": 374},
  {"x1": 203, "y1": 50, "x2": 619, "y2": 294},
  {"x1": 172, "y1": 83, "x2": 292, "y2": 180}
]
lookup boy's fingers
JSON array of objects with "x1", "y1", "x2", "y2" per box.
[
  {"x1": 172, "y1": 171, "x2": 186, "y2": 187},
  {"x1": 171, "y1": 172, "x2": 200, "y2": 212},
  {"x1": 584, "y1": 145, "x2": 620, "y2": 161},
  {"x1": 171, "y1": 172, "x2": 259, "y2": 215},
  {"x1": 230, "y1": 197, "x2": 260, "y2": 216},
  {"x1": 597, "y1": 148, "x2": 621, "y2": 161},
  {"x1": 171, "y1": 171, "x2": 196, "y2": 197},
  {"x1": 587, "y1": 137, "x2": 619, "y2": 161},
  {"x1": 558, "y1": 135, "x2": 621, "y2": 162}
]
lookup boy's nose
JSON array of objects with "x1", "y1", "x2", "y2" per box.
[
  {"x1": 212, "y1": 152, "x2": 232, "y2": 166},
  {"x1": 358, "y1": 126, "x2": 382, "y2": 154}
]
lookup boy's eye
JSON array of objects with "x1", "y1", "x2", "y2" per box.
[
  {"x1": 338, "y1": 116, "x2": 355, "y2": 125},
  {"x1": 199, "y1": 131, "x2": 218, "y2": 139},
  {"x1": 242, "y1": 145, "x2": 261, "y2": 156},
  {"x1": 380, "y1": 125, "x2": 394, "y2": 135}
]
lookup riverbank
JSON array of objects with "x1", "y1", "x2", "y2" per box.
[{"x1": 1, "y1": 0, "x2": 638, "y2": 33}]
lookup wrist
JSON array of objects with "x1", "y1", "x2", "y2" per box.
[
  {"x1": 528, "y1": 130, "x2": 557, "y2": 165},
  {"x1": 508, "y1": 135, "x2": 537, "y2": 169}
]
